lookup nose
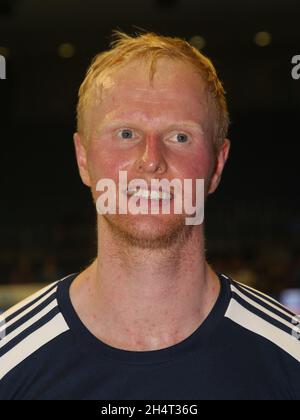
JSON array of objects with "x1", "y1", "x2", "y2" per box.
[{"x1": 135, "y1": 135, "x2": 167, "y2": 175}]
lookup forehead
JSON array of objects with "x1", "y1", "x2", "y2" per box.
[
  {"x1": 100, "y1": 58, "x2": 206, "y2": 100},
  {"x1": 88, "y1": 58, "x2": 211, "y2": 129}
]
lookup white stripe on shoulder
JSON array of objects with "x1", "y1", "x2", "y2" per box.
[
  {"x1": 235, "y1": 280, "x2": 291, "y2": 311},
  {"x1": 0, "y1": 299, "x2": 58, "y2": 349},
  {"x1": 1, "y1": 273, "x2": 75, "y2": 322},
  {"x1": 0, "y1": 313, "x2": 69, "y2": 380},
  {"x1": 2, "y1": 281, "x2": 58, "y2": 320},
  {"x1": 230, "y1": 284, "x2": 300, "y2": 334},
  {"x1": 0, "y1": 287, "x2": 58, "y2": 335},
  {"x1": 225, "y1": 298, "x2": 300, "y2": 363},
  {"x1": 233, "y1": 282, "x2": 293, "y2": 319}
]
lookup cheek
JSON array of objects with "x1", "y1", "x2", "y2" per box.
[
  {"x1": 86, "y1": 145, "x2": 132, "y2": 189},
  {"x1": 171, "y1": 148, "x2": 216, "y2": 200},
  {"x1": 86, "y1": 151, "x2": 120, "y2": 203},
  {"x1": 173, "y1": 149, "x2": 214, "y2": 181}
]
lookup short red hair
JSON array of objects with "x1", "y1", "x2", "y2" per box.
[{"x1": 76, "y1": 30, "x2": 230, "y2": 149}]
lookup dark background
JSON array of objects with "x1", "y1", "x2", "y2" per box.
[{"x1": 1, "y1": 0, "x2": 300, "y2": 296}]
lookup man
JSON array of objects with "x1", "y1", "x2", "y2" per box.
[{"x1": 0, "y1": 31, "x2": 299, "y2": 400}]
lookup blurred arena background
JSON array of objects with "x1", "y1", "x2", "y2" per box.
[{"x1": 0, "y1": 0, "x2": 300, "y2": 311}]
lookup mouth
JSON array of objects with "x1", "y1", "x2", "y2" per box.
[{"x1": 125, "y1": 187, "x2": 174, "y2": 201}]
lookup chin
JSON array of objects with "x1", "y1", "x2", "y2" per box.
[{"x1": 103, "y1": 213, "x2": 193, "y2": 250}]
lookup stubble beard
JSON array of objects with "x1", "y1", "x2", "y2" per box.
[{"x1": 102, "y1": 213, "x2": 194, "y2": 250}]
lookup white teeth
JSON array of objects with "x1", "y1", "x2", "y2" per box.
[{"x1": 127, "y1": 188, "x2": 171, "y2": 200}]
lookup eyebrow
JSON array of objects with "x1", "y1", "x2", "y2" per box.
[
  {"x1": 169, "y1": 121, "x2": 205, "y2": 134},
  {"x1": 99, "y1": 119, "x2": 205, "y2": 135}
]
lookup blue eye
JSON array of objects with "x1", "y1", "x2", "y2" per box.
[
  {"x1": 175, "y1": 133, "x2": 189, "y2": 143},
  {"x1": 118, "y1": 129, "x2": 134, "y2": 140}
]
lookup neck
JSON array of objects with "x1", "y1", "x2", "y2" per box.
[{"x1": 70, "y1": 217, "x2": 220, "y2": 351}]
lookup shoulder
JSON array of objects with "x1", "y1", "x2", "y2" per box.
[
  {"x1": 0, "y1": 274, "x2": 75, "y2": 382},
  {"x1": 221, "y1": 274, "x2": 300, "y2": 364}
]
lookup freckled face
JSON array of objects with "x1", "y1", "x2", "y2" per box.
[{"x1": 82, "y1": 58, "x2": 218, "y2": 248}]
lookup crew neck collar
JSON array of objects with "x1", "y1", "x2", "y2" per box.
[{"x1": 57, "y1": 271, "x2": 231, "y2": 365}]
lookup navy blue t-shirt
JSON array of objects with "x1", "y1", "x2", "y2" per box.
[{"x1": 0, "y1": 272, "x2": 299, "y2": 400}]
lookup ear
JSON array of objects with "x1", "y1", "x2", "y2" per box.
[
  {"x1": 73, "y1": 132, "x2": 92, "y2": 187},
  {"x1": 207, "y1": 138, "x2": 231, "y2": 195}
]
